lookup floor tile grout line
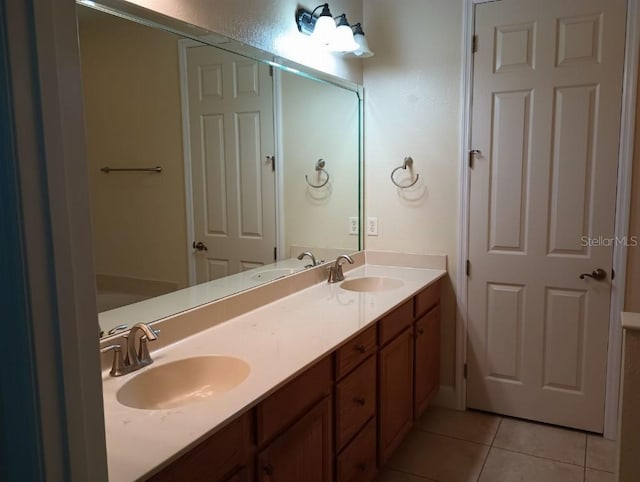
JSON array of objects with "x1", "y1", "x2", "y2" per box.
[
  {"x1": 492, "y1": 445, "x2": 589, "y2": 469},
  {"x1": 475, "y1": 418, "x2": 502, "y2": 481},
  {"x1": 489, "y1": 417, "x2": 503, "y2": 447},
  {"x1": 386, "y1": 466, "x2": 440, "y2": 482},
  {"x1": 413, "y1": 425, "x2": 495, "y2": 448}
]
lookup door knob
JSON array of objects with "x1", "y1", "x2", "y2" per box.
[
  {"x1": 579, "y1": 268, "x2": 607, "y2": 281},
  {"x1": 192, "y1": 241, "x2": 208, "y2": 251}
]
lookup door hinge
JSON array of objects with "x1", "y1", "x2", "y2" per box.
[
  {"x1": 273, "y1": 246, "x2": 277, "y2": 260},
  {"x1": 464, "y1": 363, "x2": 468, "y2": 379},
  {"x1": 469, "y1": 149, "x2": 480, "y2": 168},
  {"x1": 266, "y1": 155, "x2": 275, "y2": 172},
  {"x1": 612, "y1": 268, "x2": 615, "y2": 280},
  {"x1": 269, "y1": 65, "x2": 274, "y2": 77},
  {"x1": 466, "y1": 259, "x2": 471, "y2": 277},
  {"x1": 472, "y1": 35, "x2": 478, "y2": 53}
]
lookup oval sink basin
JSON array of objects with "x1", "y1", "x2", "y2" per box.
[
  {"x1": 340, "y1": 276, "x2": 404, "y2": 292},
  {"x1": 250, "y1": 268, "x2": 296, "y2": 282},
  {"x1": 117, "y1": 355, "x2": 250, "y2": 410}
]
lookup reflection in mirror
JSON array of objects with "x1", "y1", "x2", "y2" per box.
[{"x1": 76, "y1": 5, "x2": 362, "y2": 337}]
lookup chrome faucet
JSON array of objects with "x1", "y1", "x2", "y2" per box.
[
  {"x1": 101, "y1": 322, "x2": 159, "y2": 377},
  {"x1": 328, "y1": 254, "x2": 354, "y2": 283},
  {"x1": 297, "y1": 251, "x2": 318, "y2": 268}
]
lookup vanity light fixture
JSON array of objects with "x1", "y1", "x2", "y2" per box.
[
  {"x1": 331, "y1": 14, "x2": 359, "y2": 53},
  {"x1": 296, "y1": 3, "x2": 336, "y2": 45},
  {"x1": 351, "y1": 23, "x2": 374, "y2": 57},
  {"x1": 296, "y1": 4, "x2": 372, "y2": 56}
]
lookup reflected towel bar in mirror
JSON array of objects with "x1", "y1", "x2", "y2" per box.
[
  {"x1": 391, "y1": 157, "x2": 419, "y2": 188},
  {"x1": 100, "y1": 166, "x2": 163, "y2": 173},
  {"x1": 305, "y1": 159, "x2": 330, "y2": 188}
]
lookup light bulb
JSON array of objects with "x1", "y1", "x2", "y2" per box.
[
  {"x1": 311, "y1": 5, "x2": 336, "y2": 45},
  {"x1": 331, "y1": 15, "x2": 358, "y2": 53}
]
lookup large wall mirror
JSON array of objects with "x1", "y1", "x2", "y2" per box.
[{"x1": 76, "y1": 3, "x2": 363, "y2": 337}]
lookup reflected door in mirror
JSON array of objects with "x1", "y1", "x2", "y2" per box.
[{"x1": 184, "y1": 45, "x2": 276, "y2": 282}]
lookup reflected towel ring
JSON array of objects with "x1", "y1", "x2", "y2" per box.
[
  {"x1": 391, "y1": 156, "x2": 419, "y2": 188},
  {"x1": 305, "y1": 159, "x2": 330, "y2": 188}
]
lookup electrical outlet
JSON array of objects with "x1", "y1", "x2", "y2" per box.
[
  {"x1": 367, "y1": 217, "x2": 378, "y2": 236},
  {"x1": 348, "y1": 217, "x2": 358, "y2": 235}
]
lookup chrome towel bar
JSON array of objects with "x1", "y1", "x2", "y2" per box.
[{"x1": 100, "y1": 166, "x2": 162, "y2": 173}]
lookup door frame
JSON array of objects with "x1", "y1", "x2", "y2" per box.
[
  {"x1": 457, "y1": 0, "x2": 640, "y2": 438},
  {"x1": 178, "y1": 38, "x2": 199, "y2": 286}
]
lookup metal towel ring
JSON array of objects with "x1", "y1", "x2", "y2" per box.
[
  {"x1": 305, "y1": 159, "x2": 330, "y2": 188},
  {"x1": 391, "y1": 156, "x2": 419, "y2": 188}
]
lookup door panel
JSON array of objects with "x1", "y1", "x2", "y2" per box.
[
  {"x1": 467, "y1": 0, "x2": 625, "y2": 432},
  {"x1": 185, "y1": 46, "x2": 276, "y2": 282}
]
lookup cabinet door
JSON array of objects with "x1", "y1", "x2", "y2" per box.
[
  {"x1": 149, "y1": 411, "x2": 253, "y2": 482},
  {"x1": 378, "y1": 328, "x2": 414, "y2": 464},
  {"x1": 414, "y1": 305, "x2": 440, "y2": 418},
  {"x1": 257, "y1": 396, "x2": 332, "y2": 482}
]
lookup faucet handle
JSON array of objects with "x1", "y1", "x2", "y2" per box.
[
  {"x1": 138, "y1": 337, "x2": 153, "y2": 366},
  {"x1": 100, "y1": 344, "x2": 127, "y2": 377},
  {"x1": 138, "y1": 329, "x2": 160, "y2": 365}
]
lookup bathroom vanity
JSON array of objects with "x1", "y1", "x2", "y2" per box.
[{"x1": 100, "y1": 253, "x2": 445, "y2": 482}]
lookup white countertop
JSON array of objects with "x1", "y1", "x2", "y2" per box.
[{"x1": 102, "y1": 264, "x2": 446, "y2": 481}]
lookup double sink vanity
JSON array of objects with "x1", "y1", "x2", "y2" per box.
[{"x1": 100, "y1": 251, "x2": 446, "y2": 481}]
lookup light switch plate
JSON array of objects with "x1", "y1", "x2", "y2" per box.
[
  {"x1": 348, "y1": 217, "x2": 358, "y2": 235},
  {"x1": 367, "y1": 217, "x2": 378, "y2": 236}
]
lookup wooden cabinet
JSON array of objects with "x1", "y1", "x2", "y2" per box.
[
  {"x1": 335, "y1": 325, "x2": 377, "y2": 380},
  {"x1": 378, "y1": 299, "x2": 413, "y2": 345},
  {"x1": 147, "y1": 279, "x2": 442, "y2": 482},
  {"x1": 257, "y1": 396, "x2": 332, "y2": 482},
  {"x1": 335, "y1": 417, "x2": 377, "y2": 482},
  {"x1": 335, "y1": 356, "x2": 376, "y2": 451},
  {"x1": 414, "y1": 305, "x2": 441, "y2": 418},
  {"x1": 257, "y1": 356, "x2": 332, "y2": 446},
  {"x1": 225, "y1": 466, "x2": 253, "y2": 482},
  {"x1": 414, "y1": 281, "x2": 441, "y2": 318},
  {"x1": 148, "y1": 411, "x2": 253, "y2": 482},
  {"x1": 378, "y1": 327, "x2": 414, "y2": 464}
]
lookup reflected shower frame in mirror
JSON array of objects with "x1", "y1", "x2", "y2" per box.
[{"x1": 77, "y1": 0, "x2": 364, "y2": 338}]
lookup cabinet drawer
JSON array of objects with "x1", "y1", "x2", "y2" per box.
[
  {"x1": 257, "y1": 356, "x2": 332, "y2": 446},
  {"x1": 149, "y1": 411, "x2": 253, "y2": 482},
  {"x1": 335, "y1": 356, "x2": 376, "y2": 451},
  {"x1": 379, "y1": 299, "x2": 413, "y2": 346},
  {"x1": 336, "y1": 417, "x2": 377, "y2": 482},
  {"x1": 336, "y1": 325, "x2": 377, "y2": 380},
  {"x1": 414, "y1": 280, "x2": 441, "y2": 318}
]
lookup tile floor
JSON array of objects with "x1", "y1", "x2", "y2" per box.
[{"x1": 377, "y1": 407, "x2": 617, "y2": 482}]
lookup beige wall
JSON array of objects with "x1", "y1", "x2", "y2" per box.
[
  {"x1": 625, "y1": 62, "x2": 640, "y2": 313},
  {"x1": 118, "y1": 0, "x2": 363, "y2": 84},
  {"x1": 79, "y1": 9, "x2": 189, "y2": 292},
  {"x1": 363, "y1": 0, "x2": 464, "y2": 389},
  {"x1": 281, "y1": 71, "x2": 360, "y2": 255}
]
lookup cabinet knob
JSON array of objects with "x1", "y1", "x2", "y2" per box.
[
  {"x1": 357, "y1": 462, "x2": 367, "y2": 471},
  {"x1": 417, "y1": 327, "x2": 425, "y2": 335},
  {"x1": 355, "y1": 343, "x2": 366, "y2": 354},
  {"x1": 263, "y1": 464, "x2": 274, "y2": 476},
  {"x1": 354, "y1": 396, "x2": 366, "y2": 406}
]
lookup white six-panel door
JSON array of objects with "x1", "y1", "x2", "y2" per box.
[
  {"x1": 467, "y1": 0, "x2": 626, "y2": 431},
  {"x1": 184, "y1": 46, "x2": 276, "y2": 282}
]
